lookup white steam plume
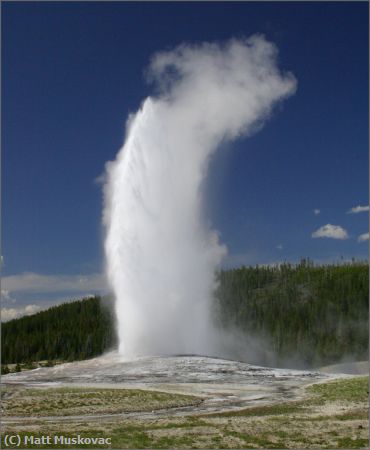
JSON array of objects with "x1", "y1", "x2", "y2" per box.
[{"x1": 103, "y1": 36, "x2": 296, "y2": 358}]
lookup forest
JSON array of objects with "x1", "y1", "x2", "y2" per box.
[
  {"x1": 1, "y1": 296, "x2": 116, "y2": 366},
  {"x1": 214, "y1": 259, "x2": 368, "y2": 367},
  {"x1": 1, "y1": 260, "x2": 368, "y2": 369}
]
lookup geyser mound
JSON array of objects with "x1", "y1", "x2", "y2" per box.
[
  {"x1": 103, "y1": 36, "x2": 297, "y2": 358},
  {"x1": 3, "y1": 354, "x2": 332, "y2": 415}
]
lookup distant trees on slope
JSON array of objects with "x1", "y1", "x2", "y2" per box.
[
  {"x1": 215, "y1": 259, "x2": 368, "y2": 367},
  {"x1": 1, "y1": 260, "x2": 368, "y2": 368},
  {"x1": 1, "y1": 296, "x2": 116, "y2": 364}
]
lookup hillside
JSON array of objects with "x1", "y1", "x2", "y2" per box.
[
  {"x1": 1, "y1": 296, "x2": 116, "y2": 365},
  {"x1": 215, "y1": 259, "x2": 368, "y2": 367},
  {"x1": 1, "y1": 260, "x2": 368, "y2": 368}
]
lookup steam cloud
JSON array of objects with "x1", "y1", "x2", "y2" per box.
[{"x1": 103, "y1": 36, "x2": 297, "y2": 358}]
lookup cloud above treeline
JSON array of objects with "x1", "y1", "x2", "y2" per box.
[
  {"x1": 347, "y1": 205, "x2": 369, "y2": 214},
  {"x1": 358, "y1": 232, "x2": 369, "y2": 243},
  {"x1": 312, "y1": 224, "x2": 348, "y2": 240},
  {"x1": 2, "y1": 272, "x2": 106, "y2": 294},
  {"x1": 1, "y1": 289, "x2": 16, "y2": 304},
  {"x1": 313, "y1": 209, "x2": 320, "y2": 215},
  {"x1": 1, "y1": 304, "x2": 41, "y2": 322},
  {"x1": 1, "y1": 273, "x2": 107, "y2": 322}
]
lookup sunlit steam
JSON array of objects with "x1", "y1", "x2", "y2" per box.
[{"x1": 103, "y1": 36, "x2": 296, "y2": 358}]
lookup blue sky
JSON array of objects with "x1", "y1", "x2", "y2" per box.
[{"x1": 2, "y1": 1, "x2": 368, "y2": 319}]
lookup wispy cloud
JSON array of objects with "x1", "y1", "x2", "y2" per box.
[
  {"x1": 1, "y1": 273, "x2": 108, "y2": 321},
  {"x1": 312, "y1": 224, "x2": 348, "y2": 240},
  {"x1": 1, "y1": 304, "x2": 41, "y2": 322},
  {"x1": 347, "y1": 205, "x2": 369, "y2": 214},
  {"x1": 276, "y1": 244, "x2": 283, "y2": 250},
  {"x1": 2, "y1": 272, "x2": 106, "y2": 294},
  {"x1": 313, "y1": 209, "x2": 320, "y2": 215},
  {"x1": 358, "y1": 232, "x2": 369, "y2": 243},
  {"x1": 1, "y1": 289, "x2": 16, "y2": 304}
]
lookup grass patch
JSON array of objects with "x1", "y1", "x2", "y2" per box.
[
  {"x1": 154, "y1": 417, "x2": 210, "y2": 429},
  {"x1": 308, "y1": 376, "x2": 369, "y2": 402},
  {"x1": 2, "y1": 386, "x2": 202, "y2": 417},
  {"x1": 335, "y1": 409, "x2": 369, "y2": 421},
  {"x1": 222, "y1": 430, "x2": 285, "y2": 448},
  {"x1": 110, "y1": 425, "x2": 198, "y2": 448},
  {"x1": 301, "y1": 408, "x2": 369, "y2": 422},
  {"x1": 205, "y1": 400, "x2": 310, "y2": 418},
  {"x1": 336, "y1": 437, "x2": 369, "y2": 448}
]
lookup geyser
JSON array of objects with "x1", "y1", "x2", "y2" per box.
[{"x1": 103, "y1": 36, "x2": 296, "y2": 358}]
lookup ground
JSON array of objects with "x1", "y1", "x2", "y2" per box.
[{"x1": 1, "y1": 376, "x2": 368, "y2": 448}]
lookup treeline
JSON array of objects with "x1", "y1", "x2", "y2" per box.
[
  {"x1": 1, "y1": 260, "x2": 368, "y2": 368},
  {"x1": 215, "y1": 259, "x2": 368, "y2": 367},
  {"x1": 1, "y1": 296, "x2": 116, "y2": 364}
]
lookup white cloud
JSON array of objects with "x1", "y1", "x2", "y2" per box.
[
  {"x1": 276, "y1": 244, "x2": 283, "y2": 250},
  {"x1": 347, "y1": 205, "x2": 369, "y2": 214},
  {"x1": 1, "y1": 304, "x2": 41, "y2": 322},
  {"x1": 312, "y1": 224, "x2": 348, "y2": 240},
  {"x1": 0, "y1": 274, "x2": 108, "y2": 322},
  {"x1": 1, "y1": 272, "x2": 106, "y2": 294},
  {"x1": 313, "y1": 209, "x2": 320, "y2": 215},
  {"x1": 358, "y1": 232, "x2": 369, "y2": 243},
  {"x1": 1, "y1": 289, "x2": 16, "y2": 303}
]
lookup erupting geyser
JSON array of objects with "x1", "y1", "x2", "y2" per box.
[{"x1": 103, "y1": 36, "x2": 296, "y2": 358}]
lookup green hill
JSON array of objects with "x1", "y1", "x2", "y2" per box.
[
  {"x1": 1, "y1": 296, "x2": 116, "y2": 364},
  {"x1": 215, "y1": 259, "x2": 368, "y2": 367}
]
